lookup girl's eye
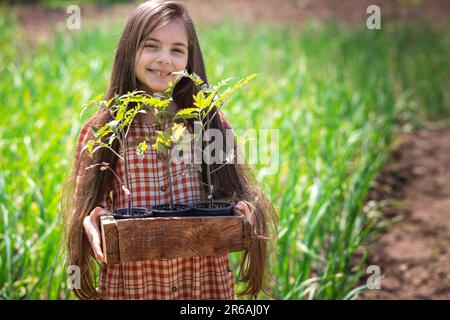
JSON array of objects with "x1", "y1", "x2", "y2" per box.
[{"x1": 143, "y1": 45, "x2": 183, "y2": 54}]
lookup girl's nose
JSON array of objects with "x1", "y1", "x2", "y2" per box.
[{"x1": 157, "y1": 50, "x2": 171, "y2": 64}]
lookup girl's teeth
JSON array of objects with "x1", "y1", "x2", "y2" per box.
[{"x1": 151, "y1": 70, "x2": 169, "y2": 76}]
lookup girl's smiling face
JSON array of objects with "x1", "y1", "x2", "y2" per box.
[{"x1": 135, "y1": 19, "x2": 189, "y2": 95}]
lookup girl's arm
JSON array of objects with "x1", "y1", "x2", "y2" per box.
[{"x1": 73, "y1": 121, "x2": 110, "y2": 263}]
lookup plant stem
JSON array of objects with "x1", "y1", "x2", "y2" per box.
[
  {"x1": 124, "y1": 110, "x2": 137, "y2": 140},
  {"x1": 85, "y1": 162, "x2": 126, "y2": 188},
  {"x1": 166, "y1": 148, "x2": 175, "y2": 211},
  {"x1": 122, "y1": 128, "x2": 132, "y2": 215},
  {"x1": 204, "y1": 107, "x2": 220, "y2": 127},
  {"x1": 103, "y1": 145, "x2": 124, "y2": 161},
  {"x1": 205, "y1": 113, "x2": 213, "y2": 208},
  {"x1": 209, "y1": 162, "x2": 229, "y2": 175}
]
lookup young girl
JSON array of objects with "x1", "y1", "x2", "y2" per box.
[{"x1": 62, "y1": 0, "x2": 277, "y2": 300}]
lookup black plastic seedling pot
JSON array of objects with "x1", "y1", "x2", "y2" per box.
[
  {"x1": 112, "y1": 207, "x2": 153, "y2": 219},
  {"x1": 190, "y1": 201, "x2": 234, "y2": 217}
]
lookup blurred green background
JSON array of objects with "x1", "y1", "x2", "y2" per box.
[{"x1": 0, "y1": 0, "x2": 449, "y2": 299}]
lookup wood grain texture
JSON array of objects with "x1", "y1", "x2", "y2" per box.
[
  {"x1": 100, "y1": 215, "x2": 120, "y2": 264},
  {"x1": 100, "y1": 213, "x2": 250, "y2": 263}
]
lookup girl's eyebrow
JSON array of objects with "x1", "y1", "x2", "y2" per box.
[{"x1": 145, "y1": 37, "x2": 187, "y2": 49}]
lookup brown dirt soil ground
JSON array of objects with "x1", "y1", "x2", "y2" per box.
[{"x1": 362, "y1": 127, "x2": 450, "y2": 299}]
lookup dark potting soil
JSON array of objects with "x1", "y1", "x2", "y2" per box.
[
  {"x1": 153, "y1": 204, "x2": 190, "y2": 211},
  {"x1": 194, "y1": 202, "x2": 232, "y2": 209}
]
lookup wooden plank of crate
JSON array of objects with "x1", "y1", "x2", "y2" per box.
[
  {"x1": 116, "y1": 215, "x2": 248, "y2": 262},
  {"x1": 100, "y1": 215, "x2": 120, "y2": 264}
]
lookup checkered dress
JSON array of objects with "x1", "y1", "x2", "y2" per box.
[{"x1": 74, "y1": 119, "x2": 235, "y2": 300}]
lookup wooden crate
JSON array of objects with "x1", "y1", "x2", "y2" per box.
[{"x1": 100, "y1": 211, "x2": 252, "y2": 264}]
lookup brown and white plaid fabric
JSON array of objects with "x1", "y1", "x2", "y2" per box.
[{"x1": 74, "y1": 120, "x2": 235, "y2": 300}]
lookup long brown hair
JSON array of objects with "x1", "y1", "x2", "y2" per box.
[{"x1": 61, "y1": 0, "x2": 277, "y2": 300}]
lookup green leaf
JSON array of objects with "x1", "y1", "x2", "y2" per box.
[
  {"x1": 155, "y1": 131, "x2": 171, "y2": 148},
  {"x1": 171, "y1": 123, "x2": 186, "y2": 143},
  {"x1": 189, "y1": 72, "x2": 204, "y2": 86},
  {"x1": 91, "y1": 126, "x2": 99, "y2": 139},
  {"x1": 116, "y1": 106, "x2": 125, "y2": 122},
  {"x1": 106, "y1": 96, "x2": 116, "y2": 108},
  {"x1": 212, "y1": 78, "x2": 233, "y2": 91},
  {"x1": 193, "y1": 91, "x2": 206, "y2": 109},
  {"x1": 193, "y1": 90, "x2": 214, "y2": 111},
  {"x1": 136, "y1": 140, "x2": 147, "y2": 157},
  {"x1": 161, "y1": 130, "x2": 172, "y2": 147},
  {"x1": 203, "y1": 91, "x2": 216, "y2": 110},
  {"x1": 152, "y1": 141, "x2": 165, "y2": 155},
  {"x1": 175, "y1": 108, "x2": 199, "y2": 120},
  {"x1": 93, "y1": 125, "x2": 112, "y2": 140},
  {"x1": 84, "y1": 141, "x2": 94, "y2": 157},
  {"x1": 213, "y1": 73, "x2": 257, "y2": 108},
  {"x1": 108, "y1": 133, "x2": 116, "y2": 145}
]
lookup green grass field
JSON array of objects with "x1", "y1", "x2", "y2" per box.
[{"x1": 0, "y1": 10, "x2": 449, "y2": 299}]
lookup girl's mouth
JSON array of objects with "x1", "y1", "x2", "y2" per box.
[{"x1": 148, "y1": 69, "x2": 171, "y2": 78}]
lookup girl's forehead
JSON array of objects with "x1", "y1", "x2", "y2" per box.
[{"x1": 146, "y1": 20, "x2": 188, "y2": 46}]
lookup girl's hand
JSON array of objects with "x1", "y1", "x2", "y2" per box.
[
  {"x1": 234, "y1": 201, "x2": 254, "y2": 226},
  {"x1": 83, "y1": 206, "x2": 109, "y2": 263}
]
